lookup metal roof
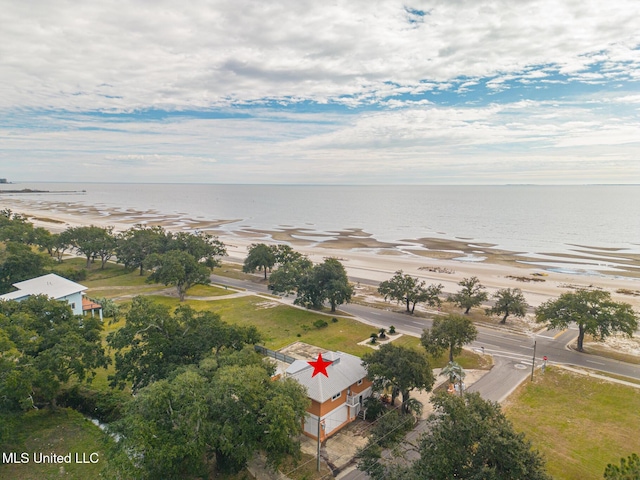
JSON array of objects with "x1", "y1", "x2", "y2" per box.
[
  {"x1": 286, "y1": 351, "x2": 367, "y2": 403},
  {"x1": 0, "y1": 273, "x2": 87, "y2": 301}
]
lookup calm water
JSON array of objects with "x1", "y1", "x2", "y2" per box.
[{"x1": 2, "y1": 183, "x2": 639, "y2": 259}]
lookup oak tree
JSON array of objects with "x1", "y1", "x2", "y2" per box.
[
  {"x1": 421, "y1": 314, "x2": 478, "y2": 362},
  {"x1": 487, "y1": 288, "x2": 528, "y2": 324},
  {"x1": 535, "y1": 289, "x2": 638, "y2": 352},
  {"x1": 378, "y1": 270, "x2": 443, "y2": 314},
  {"x1": 449, "y1": 276, "x2": 488, "y2": 314},
  {"x1": 362, "y1": 343, "x2": 435, "y2": 414}
]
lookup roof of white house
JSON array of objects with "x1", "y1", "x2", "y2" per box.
[
  {"x1": 0, "y1": 273, "x2": 87, "y2": 301},
  {"x1": 286, "y1": 351, "x2": 367, "y2": 403}
]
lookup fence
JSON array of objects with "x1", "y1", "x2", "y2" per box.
[{"x1": 254, "y1": 345, "x2": 296, "y2": 364}]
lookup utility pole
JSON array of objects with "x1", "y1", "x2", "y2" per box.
[{"x1": 531, "y1": 340, "x2": 537, "y2": 381}]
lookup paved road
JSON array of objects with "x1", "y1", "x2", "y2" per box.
[{"x1": 211, "y1": 271, "x2": 640, "y2": 479}]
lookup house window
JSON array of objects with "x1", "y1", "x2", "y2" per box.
[
  {"x1": 71, "y1": 303, "x2": 76, "y2": 309},
  {"x1": 332, "y1": 391, "x2": 342, "y2": 401},
  {"x1": 357, "y1": 379, "x2": 363, "y2": 386}
]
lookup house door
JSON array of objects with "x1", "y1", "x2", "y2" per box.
[{"x1": 359, "y1": 395, "x2": 362, "y2": 405}]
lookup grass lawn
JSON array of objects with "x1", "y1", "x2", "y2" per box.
[
  {"x1": 504, "y1": 367, "x2": 640, "y2": 480},
  {"x1": 184, "y1": 283, "x2": 236, "y2": 297},
  {"x1": 0, "y1": 409, "x2": 112, "y2": 480},
  {"x1": 141, "y1": 294, "x2": 485, "y2": 368}
]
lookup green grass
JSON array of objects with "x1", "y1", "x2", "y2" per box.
[
  {"x1": 504, "y1": 367, "x2": 640, "y2": 480},
  {"x1": 0, "y1": 409, "x2": 112, "y2": 480},
  {"x1": 140, "y1": 294, "x2": 486, "y2": 368},
  {"x1": 184, "y1": 283, "x2": 235, "y2": 297}
]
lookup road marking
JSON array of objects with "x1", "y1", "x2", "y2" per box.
[
  {"x1": 553, "y1": 329, "x2": 568, "y2": 339},
  {"x1": 370, "y1": 312, "x2": 381, "y2": 316},
  {"x1": 520, "y1": 361, "x2": 533, "y2": 366},
  {"x1": 586, "y1": 360, "x2": 606, "y2": 366}
]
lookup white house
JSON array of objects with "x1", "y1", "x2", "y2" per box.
[{"x1": 0, "y1": 273, "x2": 102, "y2": 319}]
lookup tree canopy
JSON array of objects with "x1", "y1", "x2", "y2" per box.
[
  {"x1": 107, "y1": 297, "x2": 261, "y2": 392},
  {"x1": 378, "y1": 270, "x2": 443, "y2": 314},
  {"x1": 270, "y1": 256, "x2": 353, "y2": 312},
  {"x1": 487, "y1": 287, "x2": 528, "y2": 324},
  {"x1": 66, "y1": 225, "x2": 117, "y2": 269},
  {"x1": 145, "y1": 250, "x2": 211, "y2": 301},
  {"x1": 106, "y1": 350, "x2": 309, "y2": 478},
  {"x1": 449, "y1": 276, "x2": 488, "y2": 314},
  {"x1": 411, "y1": 392, "x2": 551, "y2": 480},
  {"x1": 243, "y1": 243, "x2": 276, "y2": 279},
  {"x1": 362, "y1": 343, "x2": 435, "y2": 414},
  {"x1": 0, "y1": 242, "x2": 50, "y2": 293},
  {"x1": 116, "y1": 224, "x2": 168, "y2": 275},
  {"x1": 604, "y1": 453, "x2": 640, "y2": 480},
  {"x1": 421, "y1": 314, "x2": 478, "y2": 362},
  {"x1": 535, "y1": 289, "x2": 638, "y2": 352},
  {"x1": 0, "y1": 296, "x2": 109, "y2": 410}
]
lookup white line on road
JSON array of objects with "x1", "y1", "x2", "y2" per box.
[{"x1": 586, "y1": 360, "x2": 606, "y2": 365}]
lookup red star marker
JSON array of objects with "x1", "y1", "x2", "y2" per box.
[{"x1": 308, "y1": 353, "x2": 333, "y2": 378}]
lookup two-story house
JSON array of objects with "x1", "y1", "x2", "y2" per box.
[{"x1": 286, "y1": 350, "x2": 373, "y2": 441}]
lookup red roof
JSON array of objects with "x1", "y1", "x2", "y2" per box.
[{"x1": 82, "y1": 297, "x2": 102, "y2": 311}]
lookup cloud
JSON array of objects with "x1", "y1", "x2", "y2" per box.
[
  {"x1": 1, "y1": 0, "x2": 639, "y2": 184},
  {"x1": 1, "y1": 0, "x2": 639, "y2": 110}
]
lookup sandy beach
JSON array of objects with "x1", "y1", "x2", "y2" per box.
[{"x1": 3, "y1": 196, "x2": 640, "y2": 311}]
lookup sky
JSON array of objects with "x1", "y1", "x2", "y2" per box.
[{"x1": 1, "y1": 0, "x2": 639, "y2": 184}]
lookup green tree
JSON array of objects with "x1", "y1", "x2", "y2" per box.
[
  {"x1": 440, "y1": 361, "x2": 466, "y2": 396},
  {"x1": 243, "y1": 243, "x2": 276, "y2": 279},
  {"x1": 169, "y1": 231, "x2": 226, "y2": 269},
  {"x1": 145, "y1": 250, "x2": 211, "y2": 301},
  {"x1": 0, "y1": 210, "x2": 36, "y2": 244},
  {"x1": 408, "y1": 392, "x2": 551, "y2": 480},
  {"x1": 310, "y1": 257, "x2": 353, "y2": 312},
  {"x1": 487, "y1": 287, "x2": 528, "y2": 324},
  {"x1": 66, "y1": 225, "x2": 116, "y2": 269},
  {"x1": 421, "y1": 314, "x2": 478, "y2": 362},
  {"x1": 106, "y1": 355, "x2": 309, "y2": 477},
  {"x1": 378, "y1": 270, "x2": 443, "y2": 314},
  {"x1": 52, "y1": 230, "x2": 73, "y2": 262},
  {"x1": 362, "y1": 343, "x2": 435, "y2": 414},
  {"x1": 449, "y1": 276, "x2": 488, "y2": 314},
  {"x1": 0, "y1": 242, "x2": 50, "y2": 293},
  {"x1": 116, "y1": 224, "x2": 168, "y2": 275},
  {"x1": 271, "y1": 244, "x2": 304, "y2": 265},
  {"x1": 0, "y1": 296, "x2": 109, "y2": 409},
  {"x1": 268, "y1": 256, "x2": 314, "y2": 295},
  {"x1": 107, "y1": 297, "x2": 260, "y2": 392},
  {"x1": 535, "y1": 289, "x2": 638, "y2": 352},
  {"x1": 604, "y1": 453, "x2": 640, "y2": 479},
  {"x1": 270, "y1": 257, "x2": 353, "y2": 312}
]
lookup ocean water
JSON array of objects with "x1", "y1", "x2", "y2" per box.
[{"x1": 2, "y1": 183, "x2": 639, "y2": 266}]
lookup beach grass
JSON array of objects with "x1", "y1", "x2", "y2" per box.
[{"x1": 504, "y1": 367, "x2": 640, "y2": 480}]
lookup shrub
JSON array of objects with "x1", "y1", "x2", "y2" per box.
[
  {"x1": 363, "y1": 396, "x2": 386, "y2": 420},
  {"x1": 313, "y1": 319, "x2": 329, "y2": 329},
  {"x1": 332, "y1": 317, "x2": 338, "y2": 323},
  {"x1": 389, "y1": 325, "x2": 396, "y2": 334},
  {"x1": 370, "y1": 333, "x2": 378, "y2": 344}
]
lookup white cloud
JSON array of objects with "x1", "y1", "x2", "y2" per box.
[{"x1": 1, "y1": 0, "x2": 639, "y2": 110}]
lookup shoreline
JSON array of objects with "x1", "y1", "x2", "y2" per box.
[{"x1": 3, "y1": 198, "x2": 640, "y2": 310}]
